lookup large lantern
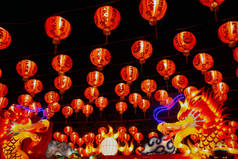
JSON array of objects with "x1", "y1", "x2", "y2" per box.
[
  {"x1": 0, "y1": 97, "x2": 8, "y2": 109},
  {"x1": 204, "y1": 70, "x2": 223, "y2": 85},
  {"x1": 87, "y1": 71, "x2": 104, "y2": 87},
  {"x1": 193, "y1": 53, "x2": 214, "y2": 74},
  {"x1": 18, "y1": 94, "x2": 33, "y2": 107},
  {"x1": 44, "y1": 91, "x2": 60, "y2": 104},
  {"x1": 0, "y1": 83, "x2": 8, "y2": 97},
  {"x1": 139, "y1": 0, "x2": 167, "y2": 26},
  {"x1": 131, "y1": 40, "x2": 153, "y2": 64},
  {"x1": 183, "y1": 86, "x2": 198, "y2": 99},
  {"x1": 16, "y1": 59, "x2": 37, "y2": 81},
  {"x1": 45, "y1": 16, "x2": 71, "y2": 45},
  {"x1": 212, "y1": 82, "x2": 229, "y2": 95},
  {"x1": 115, "y1": 83, "x2": 130, "y2": 100},
  {"x1": 138, "y1": 98, "x2": 150, "y2": 114},
  {"x1": 154, "y1": 89, "x2": 168, "y2": 105},
  {"x1": 62, "y1": 106, "x2": 73, "y2": 119},
  {"x1": 90, "y1": 48, "x2": 111, "y2": 71},
  {"x1": 71, "y1": 99, "x2": 84, "y2": 113},
  {"x1": 48, "y1": 102, "x2": 61, "y2": 113},
  {"x1": 128, "y1": 93, "x2": 142, "y2": 112},
  {"x1": 120, "y1": 65, "x2": 139, "y2": 85},
  {"x1": 141, "y1": 79, "x2": 157, "y2": 98},
  {"x1": 54, "y1": 75, "x2": 72, "y2": 94},
  {"x1": 94, "y1": 6, "x2": 121, "y2": 38},
  {"x1": 233, "y1": 47, "x2": 238, "y2": 62},
  {"x1": 82, "y1": 104, "x2": 93, "y2": 119},
  {"x1": 95, "y1": 96, "x2": 108, "y2": 111},
  {"x1": 52, "y1": 54, "x2": 73, "y2": 75},
  {"x1": 156, "y1": 59, "x2": 176, "y2": 80},
  {"x1": 116, "y1": 101, "x2": 127, "y2": 115},
  {"x1": 171, "y1": 75, "x2": 189, "y2": 92},
  {"x1": 0, "y1": 27, "x2": 11, "y2": 50},
  {"x1": 218, "y1": 21, "x2": 238, "y2": 47},
  {"x1": 84, "y1": 87, "x2": 99, "y2": 103},
  {"x1": 24, "y1": 79, "x2": 43, "y2": 97}
]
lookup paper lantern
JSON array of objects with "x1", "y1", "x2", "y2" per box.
[
  {"x1": 29, "y1": 101, "x2": 41, "y2": 113},
  {"x1": 154, "y1": 89, "x2": 168, "y2": 105},
  {"x1": 18, "y1": 94, "x2": 33, "y2": 107},
  {"x1": 115, "y1": 101, "x2": 127, "y2": 114},
  {"x1": 54, "y1": 75, "x2": 72, "y2": 94},
  {"x1": 48, "y1": 102, "x2": 61, "y2": 113},
  {"x1": 139, "y1": 0, "x2": 167, "y2": 26},
  {"x1": 64, "y1": 126, "x2": 73, "y2": 136},
  {"x1": 70, "y1": 133, "x2": 79, "y2": 144},
  {"x1": 16, "y1": 59, "x2": 37, "y2": 81},
  {"x1": 218, "y1": 21, "x2": 238, "y2": 47},
  {"x1": 45, "y1": 16, "x2": 71, "y2": 45},
  {"x1": 134, "y1": 132, "x2": 143, "y2": 144},
  {"x1": 228, "y1": 121, "x2": 237, "y2": 128},
  {"x1": 204, "y1": 70, "x2": 223, "y2": 85},
  {"x1": 183, "y1": 86, "x2": 198, "y2": 99},
  {"x1": 94, "y1": 6, "x2": 121, "y2": 36},
  {"x1": 24, "y1": 79, "x2": 43, "y2": 97},
  {"x1": 59, "y1": 134, "x2": 68, "y2": 143},
  {"x1": 84, "y1": 87, "x2": 99, "y2": 103},
  {"x1": 0, "y1": 27, "x2": 11, "y2": 50},
  {"x1": 193, "y1": 53, "x2": 214, "y2": 74},
  {"x1": 172, "y1": 75, "x2": 189, "y2": 92},
  {"x1": 76, "y1": 138, "x2": 85, "y2": 147},
  {"x1": 95, "y1": 96, "x2": 108, "y2": 111},
  {"x1": 115, "y1": 83, "x2": 130, "y2": 100},
  {"x1": 120, "y1": 65, "x2": 139, "y2": 85},
  {"x1": 44, "y1": 91, "x2": 60, "y2": 104},
  {"x1": 90, "y1": 48, "x2": 111, "y2": 71},
  {"x1": 0, "y1": 97, "x2": 8, "y2": 109},
  {"x1": 131, "y1": 40, "x2": 153, "y2": 64},
  {"x1": 199, "y1": 0, "x2": 224, "y2": 11},
  {"x1": 212, "y1": 82, "x2": 229, "y2": 95},
  {"x1": 129, "y1": 126, "x2": 138, "y2": 136},
  {"x1": 98, "y1": 127, "x2": 107, "y2": 135},
  {"x1": 233, "y1": 47, "x2": 238, "y2": 62},
  {"x1": 173, "y1": 31, "x2": 196, "y2": 56},
  {"x1": 52, "y1": 54, "x2": 73, "y2": 75},
  {"x1": 99, "y1": 137, "x2": 118, "y2": 156},
  {"x1": 128, "y1": 93, "x2": 142, "y2": 110},
  {"x1": 118, "y1": 126, "x2": 127, "y2": 134},
  {"x1": 62, "y1": 106, "x2": 73, "y2": 119},
  {"x1": 148, "y1": 131, "x2": 158, "y2": 138},
  {"x1": 141, "y1": 79, "x2": 157, "y2": 97},
  {"x1": 138, "y1": 98, "x2": 150, "y2": 113},
  {"x1": 0, "y1": 83, "x2": 8, "y2": 97},
  {"x1": 83, "y1": 133, "x2": 95, "y2": 144},
  {"x1": 71, "y1": 99, "x2": 84, "y2": 113},
  {"x1": 53, "y1": 132, "x2": 61, "y2": 141},
  {"x1": 87, "y1": 71, "x2": 104, "y2": 87},
  {"x1": 82, "y1": 104, "x2": 93, "y2": 118},
  {"x1": 96, "y1": 134, "x2": 104, "y2": 145},
  {"x1": 156, "y1": 59, "x2": 176, "y2": 80}
]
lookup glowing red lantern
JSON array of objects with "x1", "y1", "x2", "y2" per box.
[
  {"x1": 70, "y1": 133, "x2": 79, "y2": 144},
  {"x1": 44, "y1": 91, "x2": 60, "y2": 104},
  {"x1": 154, "y1": 89, "x2": 168, "y2": 105},
  {"x1": 0, "y1": 83, "x2": 8, "y2": 97},
  {"x1": 59, "y1": 134, "x2": 68, "y2": 143},
  {"x1": 116, "y1": 101, "x2": 127, "y2": 115},
  {"x1": 76, "y1": 138, "x2": 84, "y2": 147},
  {"x1": 45, "y1": 16, "x2": 71, "y2": 45},
  {"x1": 52, "y1": 54, "x2": 73, "y2": 75},
  {"x1": 193, "y1": 52, "x2": 214, "y2": 74},
  {"x1": 82, "y1": 104, "x2": 93, "y2": 119},
  {"x1": 54, "y1": 75, "x2": 72, "y2": 94},
  {"x1": 136, "y1": 146, "x2": 144, "y2": 155},
  {"x1": 64, "y1": 126, "x2": 73, "y2": 136},
  {"x1": 18, "y1": 94, "x2": 33, "y2": 107},
  {"x1": 183, "y1": 86, "x2": 198, "y2": 99},
  {"x1": 83, "y1": 133, "x2": 95, "y2": 144},
  {"x1": 62, "y1": 106, "x2": 73, "y2": 119},
  {"x1": 96, "y1": 134, "x2": 104, "y2": 145},
  {"x1": 134, "y1": 132, "x2": 143, "y2": 144},
  {"x1": 204, "y1": 70, "x2": 223, "y2": 85},
  {"x1": 0, "y1": 97, "x2": 8, "y2": 109},
  {"x1": 129, "y1": 126, "x2": 138, "y2": 136},
  {"x1": 118, "y1": 126, "x2": 127, "y2": 134},
  {"x1": 24, "y1": 79, "x2": 43, "y2": 97},
  {"x1": 172, "y1": 75, "x2": 189, "y2": 92},
  {"x1": 16, "y1": 59, "x2": 37, "y2": 81},
  {"x1": 94, "y1": 6, "x2": 121, "y2": 36},
  {"x1": 48, "y1": 102, "x2": 61, "y2": 113},
  {"x1": 87, "y1": 71, "x2": 104, "y2": 87},
  {"x1": 156, "y1": 59, "x2": 176, "y2": 80},
  {"x1": 115, "y1": 83, "x2": 130, "y2": 100},
  {"x1": 139, "y1": 0, "x2": 167, "y2": 26},
  {"x1": 29, "y1": 101, "x2": 41, "y2": 112},
  {"x1": 84, "y1": 87, "x2": 99, "y2": 103},
  {"x1": 90, "y1": 48, "x2": 111, "y2": 71},
  {"x1": 95, "y1": 96, "x2": 108, "y2": 111},
  {"x1": 53, "y1": 132, "x2": 61, "y2": 141},
  {"x1": 212, "y1": 82, "x2": 229, "y2": 95},
  {"x1": 44, "y1": 107, "x2": 54, "y2": 119},
  {"x1": 71, "y1": 99, "x2": 84, "y2": 113},
  {"x1": 215, "y1": 93, "x2": 227, "y2": 103},
  {"x1": 218, "y1": 21, "x2": 238, "y2": 47},
  {"x1": 129, "y1": 93, "x2": 142, "y2": 110},
  {"x1": 148, "y1": 131, "x2": 158, "y2": 138},
  {"x1": 228, "y1": 121, "x2": 237, "y2": 128},
  {"x1": 173, "y1": 31, "x2": 196, "y2": 57},
  {"x1": 233, "y1": 47, "x2": 238, "y2": 62},
  {"x1": 120, "y1": 65, "x2": 139, "y2": 85},
  {"x1": 131, "y1": 40, "x2": 153, "y2": 64},
  {"x1": 138, "y1": 98, "x2": 150, "y2": 113},
  {"x1": 98, "y1": 127, "x2": 107, "y2": 134},
  {"x1": 141, "y1": 79, "x2": 157, "y2": 97},
  {"x1": 0, "y1": 27, "x2": 11, "y2": 50},
  {"x1": 199, "y1": 0, "x2": 224, "y2": 11}
]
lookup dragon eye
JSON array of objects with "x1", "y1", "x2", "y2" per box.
[{"x1": 55, "y1": 151, "x2": 63, "y2": 156}]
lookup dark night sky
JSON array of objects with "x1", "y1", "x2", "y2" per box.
[{"x1": 0, "y1": 0, "x2": 238, "y2": 136}]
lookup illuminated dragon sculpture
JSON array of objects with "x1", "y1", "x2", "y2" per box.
[{"x1": 156, "y1": 90, "x2": 238, "y2": 158}]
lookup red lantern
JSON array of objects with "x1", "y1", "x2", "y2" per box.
[
  {"x1": 172, "y1": 75, "x2": 189, "y2": 92},
  {"x1": 173, "y1": 31, "x2": 196, "y2": 56},
  {"x1": 200, "y1": 0, "x2": 224, "y2": 11},
  {"x1": 115, "y1": 83, "x2": 130, "y2": 100},
  {"x1": 118, "y1": 126, "x2": 127, "y2": 134},
  {"x1": 131, "y1": 40, "x2": 153, "y2": 64},
  {"x1": 214, "y1": 93, "x2": 227, "y2": 103},
  {"x1": 229, "y1": 121, "x2": 237, "y2": 128},
  {"x1": 29, "y1": 101, "x2": 41, "y2": 112},
  {"x1": 218, "y1": 21, "x2": 238, "y2": 47},
  {"x1": 82, "y1": 104, "x2": 93, "y2": 118},
  {"x1": 83, "y1": 133, "x2": 95, "y2": 144},
  {"x1": 141, "y1": 79, "x2": 157, "y2": 97},
  {"x1": 95, "y1": 96, "x2": 108, "y2": 111},
  {"x1": 0, "y1": 83, "x2": 8, "y2": 97},
  {"x1": 156, "y1": 59, "x2": 176, "y2": 80},
  {"x1": 18, "y1": 94, "x2": 33, "y2": 107},
  {"x1": 116, "y1": 101, "x2": 127, "y2": 115},
  {"x1": 138, "y1": 98, "x2": 150, "y2": 113},
  {"x1": 84, "y1": 87, "x2": 99, "y2": 103},
  {"x1": 59, "y1": 134, "x2": 68, "y2": 143},
  {"x1": 193, "y1": 53, "x2": 214, "y2": 74},
  {"x1": 129, "y1": 126, "x2": 138, "y2": 136},
  {"x1": 90, "y1": 48, "x2": 111, "y2": 71},
  {"x1": 183, "y1": 86, "x2": 198, "y2": 99},
  {"x1": 53, "y1": 132, "x2": 61, "y2": 141},
  {"x1": 16, "y1": 59, "x2": 37, "y2": 81},
  {"x1": 139, "y1": 0, "x2": 167, "y2": 26},
  {"x1": 96, "y1": 134, "x2": 104, "y2": 145},
  {"x1": 94, "y1": 6, "x2": 121, "y2": 36},
  {"x1": 98, "y1": 127, "x2": 107, "y2": 134},
  {"x1": 71, "y1": 99, "x2": 84, "y2": 113},
  {"x1": 45, "y1": 16, "x2": 71, "y2": 45},
  {"x1": 64, "y1": 126, "x2": 73, "y2": 136},
  {"x1": 0, "y1": 27, "x2": 11, "y2": 50},
  {"x1": 129, "y1": 93, "x2": 142, "y2": 110},
  {"x1": 62, "y1": 106, "x2": 73, "y2": 119},
  {"x1": 44, "y1": 91, "x2": 60, "y2": 104},
  {"x1": 44, "y1": 107, "x2": 54, "y2": 119},
  {"x1": 0, "y1": 97, "x2": 8, "y2": 109},
  {"x1": 136, "y1": 146, "x2": 144, "y2": 155},
  {"x1": 48, "y1": 102, "x2": 61, "y2": 113},
  {"x1": 76, "y1": 138, "x2": 85, "y2": 147},
  {"x1": 148, "y1": 131, "x2": 158, "y2": 138},
  {"x1": 154, "y1": 89, "x2": 168, "y2": 105},
  {"x1": 212, "y1": 82, "x2": 229, "y2": 95},
  {"x1": 233, "y1": 47, "x2": 238, "y2": 62},
  {"x1": 24, "y1": 79, "x2": 43, "y2": 97},
  {"x1": 52, "y1": 54, "x2": 73, "y2": 75},
  {"x1": 70, "y1": 133, "x2": 79, "y2": 144},
  {"x1": 204, "y1": 70, "x2": 223, "y2": 85},
  {"x1": 87, "y1": 71, "x2": 104, "y2": 87},
  {"x1": 134, "y1": 132, "x2": 143, "y2": 144},
  {"x1": 54, "y1": 75, "x2": 72, "y2": 94},
  {"x1": 120, "y1": 65, "x2": 139, "y2": 85}
]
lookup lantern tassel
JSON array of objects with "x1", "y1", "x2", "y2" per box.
[
  {"x1": 186, "y1": 55, "x2": 188, "y2": 65},
  {"x1": 65, "y1": 118, "x2": 68, "y2": 124},
  {"x1": 54, "y1": 44, "x2": 58, "y2": 55},
  {"x1": 214, "y1": 9, "x2": 218, "y2": 23},
  {"x1": 134, "y1": 107, "x2": 137, "y2": 114},
  {"x1": 143, "y1": 112, "x2": 146, "y2": 119},
  {"x1": 155, "y1": 24, "x2": 158, "y2": 40},
  {"x1": 75, "y1": 112, "x2": 78, "y2": 119},
  {"x1": 105, "y1": 35, "x2": 108, "y2": 44},
  {"x1": 166, "y1": 80, "x2": 169, "y2": 90}
]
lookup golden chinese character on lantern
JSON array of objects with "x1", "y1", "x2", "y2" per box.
[
  {"x1": 139, "y1": 0, "x2": 167, "y2": 26},
  {"x1": 115, "y1": 83, "x2": 130, "y2": 100},
  {"x1": 16, "y1": 59, "x2": 38, "y2": 81},
  {"x1": 24, "y1": 79, "x2": 43, "y2": 97},
  {"x1": 52, "y1": 54, "x2": 73, "y2": 75},
  {"x1": 120, "y1": 65, "x2": 139, "y2": 85},
  {"x1": 156, "y1": 59, "x2": 176, "y2": 80},
  {"x1": 171, "y1": 75, "x2": 189, "y2": 93},
  {"x1": 141, "y1": 79, "x2": 157, "y2": 98},
  {"x1": 18, "y1": 94, "x2": 33, "y2": 107},
  {"x1": 154, "y1": 89, "x2": 168, "y2": 105},
  {"x1": 87, "y1": 71, "x2": 104, "y2": 87},
  {"x1": 44, "y1": 91, "x2": 60, "y2": 104},
  {"x1": 128, "y1": 93, "x2": 142, "y2": 112},
  {"x1": 0, "y1": 27, "x2": 11, "y2": 50},
  {"x1": 0, "y1": 97, "x2": 8, "y2": 109},
  {"x1": 84, "y1": 87, "x2": 99, "y2": 103},
  {"x1": 90, "y1": 48, "x2": 111, "y2": 71},
  {"x1": 95, "y1": 96, "x2": 108, "y2": 111},
  {"x1": 54, "y1": 75, "x2": 72, "y2": 94},
  {"x1": 0, "y1": 83, "x2": 8, "y2": 97},
  {"x1": 204, "y1": 70, "x2": 223, "y2": 85},
  {"x1": 193, "y1": 52, "x2": 214, "y2": 74}
]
